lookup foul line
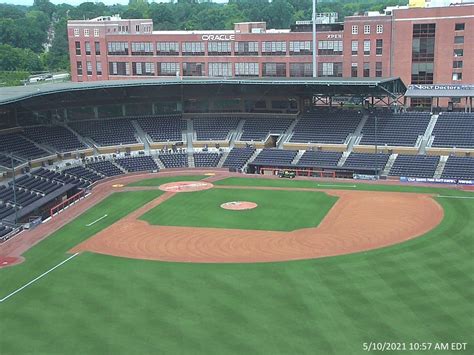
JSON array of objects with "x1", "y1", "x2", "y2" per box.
[
  {"x1": 317, "y1": 184, "x2": 357, "y2": 188},
  {"x1": 0, "y1": 253, "x2": 80, "y2": 303},
  {"x1": 437, "y1": 195, "x2": 474, "y2": 199},
  {"x1": 86, "y1": 214, "x2": 108, "y2": 226}
]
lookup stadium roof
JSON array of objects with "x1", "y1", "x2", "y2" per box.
[
  {"x1": 0, "y1": 77, "x2": 406, "y2": 106},
  {"x1": 405, "y1": 84, "x2": 474, "y2": 98}
]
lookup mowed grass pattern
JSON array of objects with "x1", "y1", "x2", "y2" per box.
[
  {"x1": 140, "y1": 188, "x2": 338, "y2": 231},
  {"x1": 0, "y1": 178, "x2": 473, "y2": 354},
  {"x1": 127, "y1": 175, "x2": 207, "y2": 187}
]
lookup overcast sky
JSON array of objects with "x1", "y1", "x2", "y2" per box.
[{"x1": 2, "y1": 0, "x2": 229, "y2": 5}]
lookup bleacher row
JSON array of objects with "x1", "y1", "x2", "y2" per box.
[{"x1": 0, "y1": 112, "x2": 472, "y2": 167}]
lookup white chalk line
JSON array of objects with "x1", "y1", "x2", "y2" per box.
[
  {"x1": 317, "y1": 184, "x2": 357, "y2": 188},
  {"x1": 86, "y1": 214, "x2": 108, "y2": 227},
  {"x1": 0, "y1": 253, "x2": 80, "y2": 303},
  {"x1": 436, "y1": 195, "x2": 474, "y2": 199}
]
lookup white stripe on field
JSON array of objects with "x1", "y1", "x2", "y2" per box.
[
  {"x1": 437, "y1": 195, "x2": 474, "y2": 199},
  {"x1": 317, "y1": 184, "x2": 357, "y2": 188},
  {"x1": 0, "y1": 253, "x2": 80, "y2": 303},
  {"x1": 86, "y1": 214, "x2": 108, "y2": 226}
]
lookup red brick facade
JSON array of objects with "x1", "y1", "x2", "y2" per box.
[{"x1": 67, "y1": 5, "x2": 473, "y2": 90}]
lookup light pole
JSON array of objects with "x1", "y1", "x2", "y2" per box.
[
  {"x1": 374, "y1": 113, "x2": 379, "y2": 178},
  {"x1": 9, "y1": 154, "x2": 18, "y2": 225},
  {"x1": 312, "y1": 0, "x2": 317, "y2": 77}
]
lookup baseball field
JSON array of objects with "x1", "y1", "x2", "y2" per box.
[{"x1": 0, "y1": 172, "x2": 472, "y2": 354}]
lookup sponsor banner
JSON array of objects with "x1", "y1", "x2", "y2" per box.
[
  {"x1": 201, "y1": 34, "x2": 235, "y2": 41},
  {"x1": 408, "y1": 84, "x2": 474, "y2": 91},
  {"x1": 354, "y1": 174, "x2": 378, "y2": 181},
  {"x1": 399, "y1": 177, "x2": 473, "y2": 185}
]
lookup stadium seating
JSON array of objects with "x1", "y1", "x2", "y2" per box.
[
  {"x1": 22, "y1": 126, "x2": 87, "y2": 152},
  {"x1": 62, "y1": 166, "x2": 104, "y2": 183},
  {"x1": 431, "y1": 112, "x2": 474, "y2": 148},
  {"x1": 12, "y1": 175, "x2": 63, "y2": 194},
  {"x1": 290, "y1": 110, "x2": 362, "y2": 144},
  {"x1": 441, "y1": 156, "x2": 474, "y2": 180},
  {"x1": 193, "y1": 152, "x2": 221, "y2": 167},
  {"x1": 252, "y1": 148, "x2": 297, "y2": 166},
  {"x1": 193, "y1": 117, "x2": 240, "y2": 140},
  {"x1": 70, "y1": 119, "x2": 138, "y2": 146},
  {"x1": 389, "y1": 154, "x2": 440, "y2": 178},
  {"x1": 87, "y1": 161, "x2": 124, "y2": 177},
  {"x1": 359, "y1": 112, "x2": 431, "y2": 147},
  {"x1": 240, "y1": 117, "x2": 293, "y2": 141},
  {"x1": 0, "y1": 185, "x2": 42, "y2": 208},
  {"x1": 31, "y1": 167, "x2": 89, "y2": 189},
  {"x1": 342, "y1": 152, "x2": 390, "y2": 170},
  {"x1": 0, "y1": 132, "x2": 49, "y2": 159},
  {"x1": 137, "y1": 116, "x2": 185, "y2": 142},
  {"x1": 296, "y1": 150, "x2": 342, "y2": 167},
  {"x1": 158, "y1": 153, "x2": 188, "y2": 168},
  {"x1": 222, "y1": 147, "x2": 256, "y2": 170},
  {"x1": 0, "y1": 154, "x2": 22, "y2": 168},
  {"x1": 0, "y1": 205, "x2": 16, "y2": 220},
  {"x1": 115, "y1": 156, "x2": 159, "y2": 172},
  {"x1": 0, "y1": 224, "x2": 14, "y2": 242}
]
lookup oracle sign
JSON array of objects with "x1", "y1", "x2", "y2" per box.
[{"x1": 201, "y1": 34, "x2": 235, "y2": 41}]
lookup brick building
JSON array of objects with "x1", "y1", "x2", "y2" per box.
[{"x1": 67, "y1": 3, "x2": 473, "y2": 106}]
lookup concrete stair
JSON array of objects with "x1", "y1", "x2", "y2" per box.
[
  {"x1": 291, "y1": 150, "x2": 305, "y2": 165},
  {"x1": 278, "y1": 117, "x2": 299, "y2": 148},
  {"x1": 337, "y1": 151, "x2": 351, "y2": 167},
  {"x1": 381, "y1": 153, "x2": 398, "y2": 176},
  {"x1": 217, "y1": 151, "x2": 229, "y2": 168},
  {"x1": 186, "y1": 119, "x2": 194, "y2": 153},
  {"x1": 419, "y1": 114, "x2": 438, "y2": 153},
  {"x1": 230, "y1": 119, "x2": 246, "y2": 148},
  {"x1": 187, "y1": 154, "x2": 195, "y2": 168},
  {"x1": 153, "y1": 156, "x2": 166, "y2": 170},
  {"x1": 434, "y1": 155, "x2": 449, "y2": 179},
  {"x1": 131, "y1": 120, "x2": 150, "y2": 152}
]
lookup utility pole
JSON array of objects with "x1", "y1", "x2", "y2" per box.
[{"x1": 312, "y1": 0, "x2": 317, "y2": 77}]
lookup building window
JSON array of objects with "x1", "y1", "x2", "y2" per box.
[
  {"x1": 261, "y1": 41, "x2": 287, "y2": 56},
  {"x1": 132, "y1": 62, "x2": 155, "y2": 76},
  {"x1": 208, "y1": 62, "x2": 232, "y2": 77},
  {"x1": 74, "y1": 28, "x2": 79, "y2": 37},
  {"x1": 318, "y1": 62, "x2": 342, "y2": 77},
  {"x1": 375, "y1": 62, "x2": 382, "y2": 77},
  {"x1": 182, "y1": 42, "x2": 205, "y2": 56},
  {"x1": 318, "y1": 41, "x2": 343, "y2": 55},
  {"x1": 452, "y1": 72, "x2": 462, "y2": 81},
  {"x1": 208, "y1": 42, "x2": 232, "y2": 56},
  {"x1": 183, "y1": 62, "x2": 204, "y2": 76},
  {"x1": 158, "y1": 62, "x2": 179, "y2": 76},
  {"x1": 375, "y1": 39, "x2": 383, "y2": 55},
  {"x1": 411, "y1": 62, "x2": 434, "y2": 84},
  {"x1": 363, "y1": 40, "x2": 370, "y2": 55},
  {"x1": 455, "y1": 23, "x2": 465, "y2": 31},
  {"x1": 454, "y1": 36, "x2": 464, "y2": 44},
  {"x1": 289, "y1": 63, "x2": 312, "y2": 77},
  {"x1": 135, "y1": 25, "x2": 140, "y2": 32},
  {"x1": 131, "y1": 42, "x2": 154, "y2": 56},
  {"x1": 85, "y1": 42, "x2": 91, "y2": 55},
  {"x1": 156, "y1": 42, "x2": 179, "y2": 56},
  {"x1": 235, "y1": 62, "x2": 259, "y2": 77},
  {"x1": 84, "y1": 29, "x2": 90, "y2": 37},
  {"x1": 363, "y1": 62, "x2": 370, "y2": 77},
  {"x1": 76, "y1": 61, "x2": 83, "y2": 75},
  {"x1": 376, "y1": 24, "x2": 383, "y2": 34},
  {"x1": 107, "y1": 42, "x2": 129, "y2": 55},
  {"x1": 412, "y1": 23, "x2": 435, "y2": 84},
  {"x1": 75, "y1": 41, "x2": 81, "y2": 55},
  {"x1": 96, "y1": 61, "x2": 102, "y2": 75},
  {"x1": 352, "y1": 25, "x2": 358, "y2": 35},
  {"x1": 453, "y1": 60, "x2": 463, "y2": 69},
  {"x1": 86, "y1": 61, "x2": 92, "y2": 75},
  {"x1": 95, "y1": 42, "x2": 100, "y2": 55},
  {"x1": 364, "y1": 25, "x2": 370, "y2": 34},
  {"x1": 453, "y1": 49, "x2": 463, "y2": 57},
  {"x1": 351, "y1": 63, "x2": 358, "y2": 77},
  {"x1": 351, "y1": 40, "x2": 358, "y2": 55},
  {"x1": 262, "y1": 63, "x2": 286, "y2": 77},
  {"x1": 109, "y1": 62, "x2": 130, "y2": 76},
  {"x1": 289, "y1": 41, "x2": 312, "y2": 55},
  {"x1": 235, "y1": 41, "x2": 258, "y2": 56},
  {"x1": 94, "y1": 28, "x2": 99, "y2": 37}
]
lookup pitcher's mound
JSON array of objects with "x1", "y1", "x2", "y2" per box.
[
  {"x1": 159, "y1": 181, "x2": 213, "y2": 192},
  {"x1": 221, "y1": 201, "x2": 258, "y2": 210}
]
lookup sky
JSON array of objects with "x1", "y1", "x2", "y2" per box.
[{"x1": 2, "y1": 0, "x2": 228, "y2": 5}]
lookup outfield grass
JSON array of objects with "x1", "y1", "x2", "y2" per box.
[
  {"x1": 127, "y1": 175, "x2": 207, "y2": 187},
  {"x1": 0, "y1": 181, "x2": 473, "y2": 354},
  {"x1": 140, "y1": 188, "x2": 338, "y2": 231}
]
